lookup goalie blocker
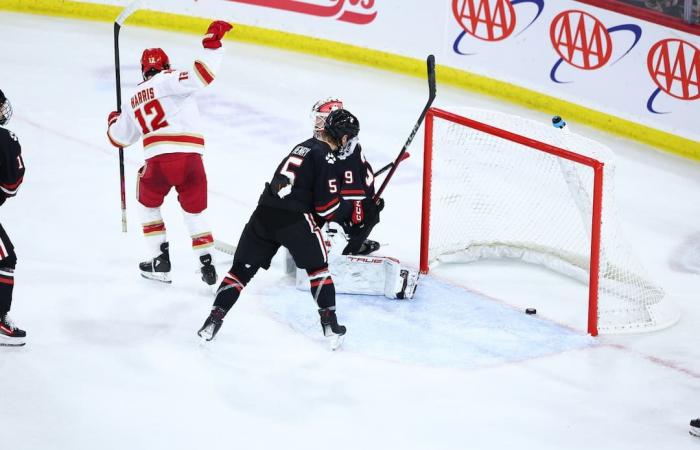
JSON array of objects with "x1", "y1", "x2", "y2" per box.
[{"x1": 295, "y1": 226, "x2": 418, "y2": 299}]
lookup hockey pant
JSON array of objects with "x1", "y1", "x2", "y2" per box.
[
  {"x1": 0, "y1": 223, "x2": 16, "y2": 314},
  {"x1": 213, "y1": 205, "x2": 336, "y2": 312},
  {"x1": 137, "y1": 153, "x2": 214, "y2": 259}
]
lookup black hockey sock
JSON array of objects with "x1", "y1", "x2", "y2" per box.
[
  {"x1": 213, "y1": 262, "x2": 258, "y2": 312},
  {"x1": 0, "y1": 272, "x2": 14, "y2": 315},
  {"x1": 307, "y1": 266, "x2": 335, "y2": 309}
]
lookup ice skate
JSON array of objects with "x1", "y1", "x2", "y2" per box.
[
  {"x1": 0, "y1": 313, "x2": 26, "y2": 347},
  {"x1": 199, "y1": 253, "x2": 217, "y2": 286},
  {"x1": 139, "y1": 242, "x2": 172, "y2": 283},
  {"x1": 319, "y1": 308, "x2": 346, "y2": 351},
  {"x1": 691, "y1": 418, "x2": 700, "y2": 437},
  {"x1": 198, "y1": 307, "x2": 226, "y2": 342},
  {"x1": 356, "y1": 239, "x2": 380, "y2": 255}
]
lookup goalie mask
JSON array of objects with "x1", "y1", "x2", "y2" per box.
[
  {"x1": 0, "y1": 89, "x2": 12, "y2": 126},
  {"x1": 312, "y1": 97, "x2": 343, "y2": 138},
  {"x1": 324, "y1": 109, "x2": 359, "y2": 151}
]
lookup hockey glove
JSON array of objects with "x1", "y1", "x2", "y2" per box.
[
  {"x1": 270, "y1": 174, "x2": 292, "y2": 198},
  {"x1": 342, "y1": 198, "x2": 384, "y2": 255},
  {"x1": 108, "y1": 111, "x2": 120, "y2": 127},
  {"x1": 365, "y1": 197, "x2": 384, "y2": 226},
  {"x1": 202, "y1": 20, "x2": 233, "y2": 49}
]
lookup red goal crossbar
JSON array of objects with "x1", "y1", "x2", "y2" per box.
[{"x1": 420, "y1": 108, "x2": 605, "y2": 336}]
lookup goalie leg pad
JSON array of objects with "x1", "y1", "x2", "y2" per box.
[
  {"x1": 296, "y1": 255, "x2": 419, "y2": 300},
  {"x1": 383, "y1": 259, "x2": 418, "y2": 300}
]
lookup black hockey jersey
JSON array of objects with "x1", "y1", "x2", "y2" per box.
[
  {"x1": 258, "y1": 137, "x2": 351, "y2": 222},
  {"x1": 335, "y1": 140, "x2": 375, "y2": 201},
  {"x1": 0, "y1": 127, "x2": 24, "y2": 207}
]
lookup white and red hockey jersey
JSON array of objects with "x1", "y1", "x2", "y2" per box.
[{"x1": 107, "y1": 47, "x2": 224, "y2": 160}]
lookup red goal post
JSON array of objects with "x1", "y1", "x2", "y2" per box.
[{"x1": 419, "y1": 107, "x2": 676, "y2": 336}]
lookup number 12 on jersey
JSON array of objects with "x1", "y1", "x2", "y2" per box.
[{"x1": 134, "y1": 99, "x2": 169, "y2": 134}]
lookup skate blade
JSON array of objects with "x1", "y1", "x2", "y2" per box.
[
  {"x1": 140, "y1": 271, "x2": 172, "y2": 284},
  {"x1": 197, "y1": 326, "x2": 216, "y2": 342},
  {"x1": 328, "y1": 334, "x2": 345, "y2": 351},
  {"x1": 0, "y1": 335, "x2": 26, "y2": 347}
]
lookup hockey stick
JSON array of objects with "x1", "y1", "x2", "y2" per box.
[
  {"x1": 374, "y1": 152, "x2": 410, "y2": 177},
  {"x1": 114, "y1": 0, "x2": 144, "y2": 232},
  {"x1": 373, "y1": 55, "x2": 436, "y2": 202},
  {"x1": 214, "y1": 239, "x2": 237, "y2": 256}
]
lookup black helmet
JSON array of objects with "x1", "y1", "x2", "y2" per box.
[
  {"x1": 324, "y1": 109, "x2": 359, "y2": 143},
  {"x1": 0, "y1": 90, "x2": 12, "y2": 126}
]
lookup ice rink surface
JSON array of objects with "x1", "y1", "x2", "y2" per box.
[{"x1": 0, "y1": 12, "x2": 699, "y2": 450}]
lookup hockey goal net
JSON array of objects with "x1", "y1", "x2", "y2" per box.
[{"x1": 420, "y1": 107, "x2": 679, "y2": 335}]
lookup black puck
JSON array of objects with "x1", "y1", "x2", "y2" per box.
[{"x1": 525, "y1": 308, "x2": 537, "y2": 315}]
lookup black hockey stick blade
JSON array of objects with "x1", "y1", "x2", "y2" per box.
[
  {"x1": 374, "y1": 152, "x2": 410, "y2": 177},
  {"x1": 373, "y1": 55, "x2": 436, "y2": 201}
]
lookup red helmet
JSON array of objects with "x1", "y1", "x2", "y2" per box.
[{"x1": 141, "y1": 48, "x2": 170, "y2": 80}]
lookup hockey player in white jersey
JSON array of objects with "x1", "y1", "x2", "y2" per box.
[
  {"x1": 294, "y1": 98, "x2": 418, "y2": 300},
  {"x1": 106, "y1": 20, "x2": 232, "y2": 285}
]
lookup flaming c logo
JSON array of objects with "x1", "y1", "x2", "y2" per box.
[
  {"x1": 549, "y1": 10, "x2": 640, "y2": 83},
  {"x1": 452, "y1": 0, "x2": 544, "y2": 55},
  {"x1": 646, "y1": 39, "x2": 700, "y2": 114}
]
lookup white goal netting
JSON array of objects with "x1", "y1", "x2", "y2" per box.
[{"x1": 423, "y1": 107, "x2": 679, "y2": 334}]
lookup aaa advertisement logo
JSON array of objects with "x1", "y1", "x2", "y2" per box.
[
  {"x1": 549, "y1": 10, "x2": 641, "y2": 83},
  {"x1": 646, "y1": 39, "x2": 700, "y2": 114},
  {"x1": 452, "y1": 0, "x2": 544, "y2": 55}
]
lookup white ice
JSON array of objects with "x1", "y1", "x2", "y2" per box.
[{"x1": 0, "y1": 12, "x2": 699, "y2": 450}]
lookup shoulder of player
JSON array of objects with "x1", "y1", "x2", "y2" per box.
[
  {"x1": 132, "y1": 70, "x2": 181, "y2": 91},
  {"x1": 0, "y1": 127, "x2": 19, "y2": 145},
  {"x1": 158, "y1": 69, "x2": 184, "y2": 80},
  {"x1": 290, "y1": 138, "x2": 331, "y2": 159}
]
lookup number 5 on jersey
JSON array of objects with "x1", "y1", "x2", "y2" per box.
[{"x1": 278, "y1": 156, "x2": 303, "y2": 198}]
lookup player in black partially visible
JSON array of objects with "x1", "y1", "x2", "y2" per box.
[
  {"x1": 311, "y1": 97, "x2": 380, "y2": 255},
  {"x1": 0, "y1": 89, "x2": 27, "y2": 346},
  {"x1": 198, "y1": 109, "x2": 379, "y2": 346}
]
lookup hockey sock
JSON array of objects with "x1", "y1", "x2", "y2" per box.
[
  {"x1": 307, "y1": 266, "x2": 336, "y2": 309},
  {"x1": 183, "y1": 212, "x2": 214, "y2": 257},
  {"x1": 0, "y1": 268, "x2": 14, "y2": 315},
  {"x1": 213, "y1": 262, "x2": 258, "y2": 312},
  {"x1": 139, "y1": 205, "x2": 167, "y2": 257}
]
